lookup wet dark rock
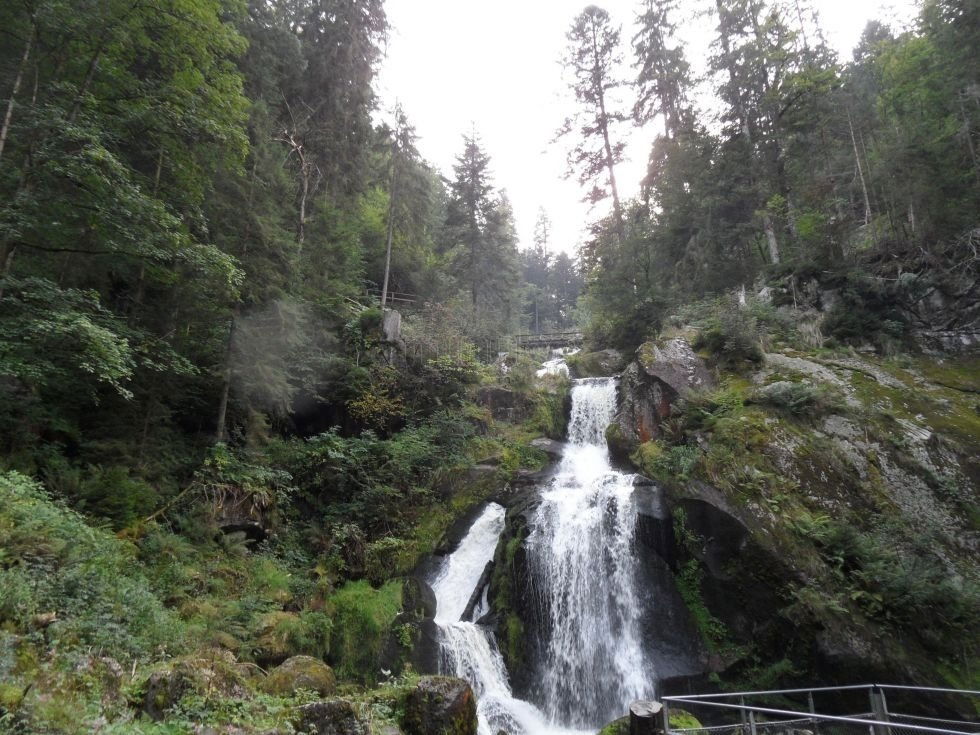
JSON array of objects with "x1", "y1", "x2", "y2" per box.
[
  {"x1": 461, "y1": 561, "x2": 494, "y2": 622},
  {"x1": 512, "y1": 468, "x2": 550, "y2": 486},
  {"x1": 486, "y1": 493, "x2": 545, "y2": 697},
  {"x1": 402, "y1": 576, "x2": 437, "y2": 619},
  {"x1": 402, "y1": 676, "x2": 477, "y2": 735},
  {"x1": 295, "y1": 698, "x2": 367, "y2": 735},
  {"x1": 529, "y1": 436, "x2": 565, "y2": 461},
  {"x1": 632, "y1": 480, "x2": 676, "y2": 570},
  {"x1": 379, "y1": 578, "x2": 441, "y2": 676}
]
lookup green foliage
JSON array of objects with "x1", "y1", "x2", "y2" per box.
[
  {"x1": 672, "y1": 508, "x2": 737, "y2": 654},
  {"x1": 327, "y1": 581, "x2": 402, "y2": 684},
  {"x1": 749, "y1": 381, "x2": 844, "y2": 417},
  {"x1": 802, "y1": 517, "x2": 979, "y2": 647},
  {"x1": 631, "y1": 441, "x2": 700, "y2": 485},
  {"x1": 692, "y1": 298, "x2": 764, "y2": 367},
  {"x1": 0, "y1": 471, "x2": 182, "y2": 659}
]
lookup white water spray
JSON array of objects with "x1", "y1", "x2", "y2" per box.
[
  {"x1": 429, "y1": 365, "x2": 655, "y2": 733},
  {"x1": 430, "y1": 504, "x2": 587, "y2": 735},
  {"x1": 528, "y1": 377, "x2": 655, "y2": 727}
]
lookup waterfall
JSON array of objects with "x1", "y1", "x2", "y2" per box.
[
  {"x1": 527, "y1": 376, "x2": 654, "y2": 728},
  {"x1": 429, "y1": 368, "x2": 654, "y2": 733},
  {"x1": 430, "y1": 503, "x2": 587, "y2": 735}
]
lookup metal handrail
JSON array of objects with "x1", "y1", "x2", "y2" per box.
[
  {"x1": 666, "y1": 683, "x2": 878, "y2": 700},
  {"x1": 666, "y1": 684, "x2": 980, "y2": 700},
  {"x1": 877, "y1": 685, "x2": 980, "y2": 697},
  {"x1": 660, "y1": 699, "x2": 975, "y2": 735}
]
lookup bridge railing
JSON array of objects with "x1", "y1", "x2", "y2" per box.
[
  {"x1": 512, "y1": 331, "x2": 583, "y2": 348},
  {"x1": 663, "y1": 685, "x2": 980, "y2": 735}
]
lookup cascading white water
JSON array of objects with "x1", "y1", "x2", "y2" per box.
[
  {"x1": 430, "y1": 504, "x2": 588, "y2": 735},
  {"x1": 429, "y1": 367, "x2": 654, "y2": 733},
  {"x1": 527, "y1": 377, "x2": 655, "y2": 728}
]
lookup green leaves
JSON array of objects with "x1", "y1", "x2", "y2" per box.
[{"x1": 0, "y1": 277, "x2": 134, "y2": 399}]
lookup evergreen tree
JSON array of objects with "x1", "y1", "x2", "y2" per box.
[
  {"x1": 558, "y1": 5, "x2": 628, "y2": 235},
  {"x1": 633, "y1": 0, "x2": 692, "y2": 139}
]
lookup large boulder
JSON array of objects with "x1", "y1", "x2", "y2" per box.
[
  {"x1": 142, "y1": 651, "x2": 249, "y2": 721},
  {"x1": 637, "y1": 339, "x2": 714, "y2": 395},
  {"x1": 295, "y1": 698, "x2": 368, "y2": 735},
  {"x1": 402, "y1": 676, "x2": 477, "y2": 735},
  {"x1": 611, "y1": 339, "x2": 713, "y2": 461},
  {"x1": 530, "y1": 436, "x2": 565, "y2": 461},
  {"x1": 261, "y1": 655, "x2": 336, "y2": 697},
  {"x1": 567, "y1": 348, "x2": 626, "y2": 378}
]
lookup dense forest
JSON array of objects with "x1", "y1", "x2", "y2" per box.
[{"x1": 0, "y1": 0, "x2": 976, "y2": 732}]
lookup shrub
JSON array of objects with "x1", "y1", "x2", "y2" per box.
[
  {"x1": 691, "y1": 296, "x2": 764, "y2": 367},
  {"x1": 0, "y1": 471, "x2": 182, "y2": 659},
  {"x1": 749, "y1": 380, "x2": 844, "y2": 417}
]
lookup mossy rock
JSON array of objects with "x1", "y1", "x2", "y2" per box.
[
  {"x1": 567, "y1": 349, "x2": 626, "y2": 378},
  {"x1": 401, "y1": 676, "x2": 477, "y2": 735},
  {"x1": 261, "y1": 655, "x2": 336, "y2": 697},
  {"x1": 141, "y1": 650, "x2": 249, "y2": 720},
  {"x1": 606, "y1": 421, "x2": 636, "y2": 464},
  {"x1": 670, "y1": 708, "x2": 705, "y2": 732},
  {"x1": 0, "y1": 681, "x2": 26, "y2": 711},
  {"x1": 295, "y1": 698, "x2": 368, "y2": 734},
  {"x1": 252, "y1": 610, "x2": 302, "y2": 666}
]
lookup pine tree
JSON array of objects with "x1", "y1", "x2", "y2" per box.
[
  {"x1": 558, "y1": 5, "x2": 628, "y2": 236},
  {"x1": 633, "y1": 0, "x2": 692, "y2": 139}
]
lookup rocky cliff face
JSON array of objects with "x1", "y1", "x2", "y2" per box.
[
  {"x1": 619, "y1": 336, "x2": 979, "y2": 690},
  {"x1": 608, "y1": 337, "x2": 714, "y2": 462}
]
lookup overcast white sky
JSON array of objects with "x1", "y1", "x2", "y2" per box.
[{"x1": 375, "y1": 0, "x2": 918, "y2": 256}]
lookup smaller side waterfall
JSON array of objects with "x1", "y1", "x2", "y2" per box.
[{"x1": 430, "y1": 503, "x2": 587, "y2": 735}]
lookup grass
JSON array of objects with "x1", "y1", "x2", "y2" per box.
[{"x1": 328, "y1": 580, "x2": 403, "y2": 684}]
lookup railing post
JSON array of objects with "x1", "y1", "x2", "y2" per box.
[
  {"x1": 739, "y1": 696, "x2": 748, "y2": 735},
  {"x1": 748, "y1": 709, "x2": 758, "y2": 735},
  {"x1": 870, "y1": 686, "x2": 891, "y2": 735},
  {"x1": 808, "y1": 690, "x2": 820, "y2": 735}
]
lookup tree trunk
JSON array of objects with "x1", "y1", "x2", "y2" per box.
[
  {"x1": 215, "y1": 314, "x2": 237, "y2": 443},
  {"x1": 847, "y1": 108, "x2": 873, "y2": 227},
  {"x1": 380, "y1": 135, "x2": 399, "y2": 313},
  {"x1": 629, "y1": 700, "x2": 664, "y2": 735},
  {"x1": 763, "y1": 211, "x2": 780, "y2": 264},
  {"x1": 590, "y1": 21, "x2": 624, "y2": 238},
  {"x1": 0, "y1": 28, "x2": 33, "y2": 166}
]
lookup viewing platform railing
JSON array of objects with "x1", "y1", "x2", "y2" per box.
[{"x1": 661, "y1": 685, "x2": 980, "y2": 735}]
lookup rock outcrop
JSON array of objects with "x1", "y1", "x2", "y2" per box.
[
  {"x1": 567, "y1": 348, "x2": 626, "y2": 378},
  {"x1": 261, "y1": 655, "x2": 336, "y2": 697},
  {"x1": 610, "y1": 338, "x2": 713, "y2": 460},
  {"x1": 401, "y1": 676, "x2": 478, "y2": 735},
  {"x1": 142, "y1": 651, "x2": 250, "y2": 720},
  {"x1": 295, "y1": 698, "x2": 367, "y2": 735}
]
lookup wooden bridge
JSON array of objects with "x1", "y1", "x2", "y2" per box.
[{"x1": 511, "y1": 331, "x2": 584, "y2": 349}]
